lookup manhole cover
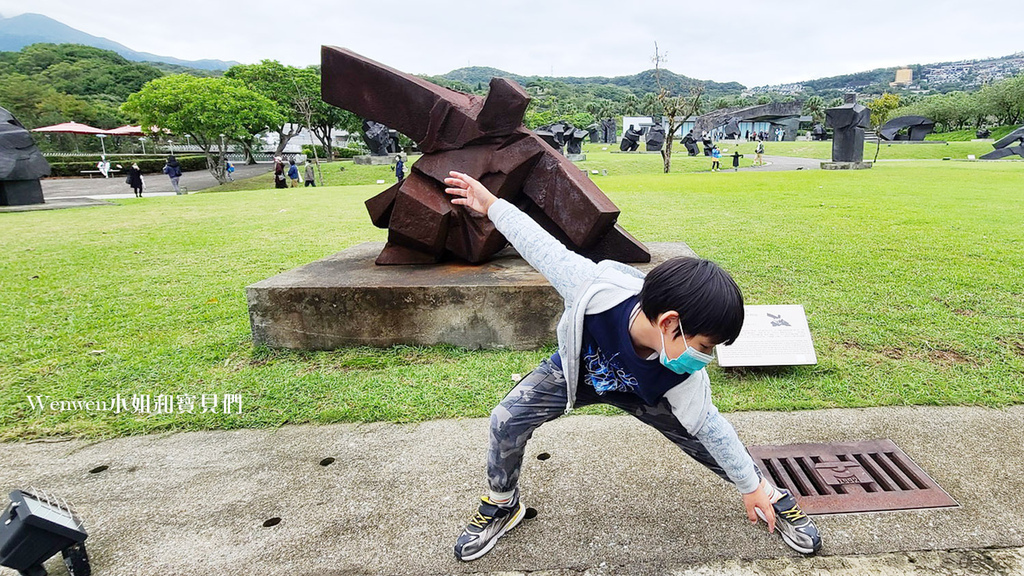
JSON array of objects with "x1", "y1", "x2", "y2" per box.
[{"x1": 747, "y1": 439, "x2": 958, "y2": 515}]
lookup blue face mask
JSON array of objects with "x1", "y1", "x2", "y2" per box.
[{"x1": 660, "y1": 328, "x2": 715, "y2": 375}]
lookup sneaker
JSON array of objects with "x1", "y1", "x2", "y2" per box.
[
  {"x1": 756, "y1": 489, "x2": 822, "y2": 554},
  {"x1": 453, "y1": 494, "x2": 526, "y2": 561}
]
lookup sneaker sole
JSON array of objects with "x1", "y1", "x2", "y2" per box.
[
  {"x1": 755, "y1": 508, "x2": 820, "y2": 555},
  {"x1": 456, "y1": 502, "x2": 526, "y2": 562}
]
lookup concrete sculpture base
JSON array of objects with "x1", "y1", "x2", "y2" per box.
[
  {"x1": 246, "y1": 241, "x2": 696, "y2": 350},
  {"x1": 821, "y1": 161, "x2": 873, "y2": 170},
  {"x1": 353, "y1": 154, "x2": 398, "y2": 166},
  {"x1": 0, "y1": 179, "x2": 44, "y2": 206}
]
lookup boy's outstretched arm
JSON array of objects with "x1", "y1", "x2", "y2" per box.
[
  {"x1": 667, "y1": 377, "x2": 777, "y2": 533},
  {"x1": 444, "y1": 171, "x2": 599, "y2": 303}
]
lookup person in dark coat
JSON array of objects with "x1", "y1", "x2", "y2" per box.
[
  {"x1": 287, "y1": 159, "x2": 300, "y2": 187},
  {"x1": 274, "y1": 156, "x2": 288, "y2": 189},
  {"x1": 731, "y1": 150, "x2": 744, "y2": 171},
  {"x1": 162, "y1": 156, "x2": 182, "y2": 194},
  {"x1": 126, "y1": 162, "x2": 143, "y2": 197},
  {"x1": 395, "y1": 156, "x2": 405, "y2": 182}
]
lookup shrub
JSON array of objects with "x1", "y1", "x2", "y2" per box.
[
  {"x1": 46, "y1": 155, "x2": 207, "y2": 177},
  {"x1": 301, "y1": 145, "x2": 328, "y2": 159},
  {"x1": 335, "y1": 147, "x2": 364, "y2": 159}
]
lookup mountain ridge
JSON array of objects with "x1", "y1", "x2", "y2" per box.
[
  {"x1": 437, "y1": 66, "x2": 745, "y2": 99},
  {"x1": 0, "y1": 12, "x2": 238, "y2": 71}
]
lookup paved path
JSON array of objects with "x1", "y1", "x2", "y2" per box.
[
  {"x1": 1, "y1": 405, "x2": 1021, "y2": 575},
  {"x1": 39, "y1": 163, "x2": 272, "y2": 200},
  {"x1": 738, "y1": 155, "x2": 821, "y2": 172}
]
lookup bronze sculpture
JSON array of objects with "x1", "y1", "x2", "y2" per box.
[{"x1": 321, "y1": 46, "x2": 649, "y2": 265}]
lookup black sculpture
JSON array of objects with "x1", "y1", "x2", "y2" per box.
[
  {"x1": 586, "y1": 123, "x2": 601, "y2": 143},
  {"x1": 0, "y1": 107, "x2": 50, "y2": 206},
  {"x1": 535, "y1": 121, "x2": 572, "y2": 153},
  {"x1": 566, "y1": 127, "x2": 588, "y2": 155},
  {"x1": 682, "y1": 130, "x2": 699, "y2": 156},
  {"x1": 980, "y1": 127, "x2": 1024, "y2": 160},
  {"x1": 976, "y1": 127, "x2": 991, "y2": 139},
  {"x1": 879, "y1": 116, "x2": 935, "y2": 141},
  {"x1": 645, "y1": 124, "x2": 666, "y2": 152},
  {"x1": 620, "y1": 125, "x2": 642, "y2": 152},
  {"x1": 811, "y1": 123, "x2": 827, "y2": 141},
  {"x1": 600, "y1": 118, "x2": 616, "y2": 144},
  {"x1": 701, "y1": 131, "x2": 713, "y2": 156},
  {"x1": 362, "y1": 120, "x2": 400, "y2": 156},
  {"x1": 825, "y1": 94, "x2": 871, "y2": 163},
  {"x1": 724, "y1": 117, "x2": 741, "y2": 140}
]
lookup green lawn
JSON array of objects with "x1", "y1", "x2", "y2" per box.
[
  {"x1": 757, "y1": 139, "x2": 1003, "y2": 161},
  {"x1": 201, "y1": 139, "x2": 1016, "y2": 195},
  {"x1": 1, "y1": 160, "x2": 1022, "y2": 440},
  {"x1": 926, "y1": 125, "x2": 1019, "y2": 142}
]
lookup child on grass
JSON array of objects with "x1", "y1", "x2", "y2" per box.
[{"x1": 443, "y1": 171, "x2": 822, "y2": 561}]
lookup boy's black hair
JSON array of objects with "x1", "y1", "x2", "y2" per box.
[{"x1": 638, "y1": 257, "x2": 744, "y2": 345}]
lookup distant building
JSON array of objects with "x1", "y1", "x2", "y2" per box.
[{"x1": 890, "y1": 67, "x2": 913, "y2": 87}]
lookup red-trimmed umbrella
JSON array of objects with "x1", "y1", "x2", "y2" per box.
[
  {"x1": 31, "y1": 121, "x2": 112, "y2": 158},
  {"x1": 30, "y1": 121, "x2": 108, "y2": 135},
  {"x1": 105, "y1": 125, "x2": 145, "y2": 136}
]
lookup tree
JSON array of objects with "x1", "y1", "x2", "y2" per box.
[
  {"x1": 622, "y1": 93, "x2": 641, "y2": 115},
  {"x1": 225, "y1": 60, "x2": 309, "y2": 155},
  {"x1": 651, "y1": 43, "x2": 704, "y2": 174},
  {"x1": 978, "y1": 73, "x2": 1024, "y2": 126},
  {"x1": 639, "y1": 92, "x2": 663, "y2": 117},
  {"x1": 866, "y1": 93, "x2": 900, "y2": 162},
  {"x1": 122, "y1": 75, "x2": 284, "y2": 184},
  {"x1": 307, "y1": 85, "x2": 361, "y2": 159},
  {"x1": 802, "y1": 96, "x2": 826, "y2": 125}
]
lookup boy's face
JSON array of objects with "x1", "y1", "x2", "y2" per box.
[{"x1": 659, "y1": 313, "x2": 718, "y2": 358}]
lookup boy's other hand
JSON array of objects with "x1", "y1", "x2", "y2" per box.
[
  {"x1": 744, "y1": 478, "x2": 776, "y2": 533},
  {"x1": 444, "y1": 171, "x2": 497, "y2": 216}
]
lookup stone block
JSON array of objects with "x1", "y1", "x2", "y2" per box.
[
  {"x1": 353, "y1": 154, "x2": 397, "y2": 165},
  {"x1": 246, "y1": 242, "x2": 696, "y2": 350},
  {"x1": 820, "y1": 161, "x2": 873, "y2": 170}
]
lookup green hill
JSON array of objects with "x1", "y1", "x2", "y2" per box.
[{"x1": 439, "y1": 67, "x2": 745, "y2": 99}]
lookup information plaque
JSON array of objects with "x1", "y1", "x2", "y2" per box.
[{"x1": 715, "y1": 304, "x2": 817, "y2": 367}]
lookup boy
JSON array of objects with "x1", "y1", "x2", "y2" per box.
[{"x1": 443, "y1": 171, "x2": 822, "y2": 561}]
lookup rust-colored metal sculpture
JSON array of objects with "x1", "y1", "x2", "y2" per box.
[{"x1": 321, "y1": 46, "x2": 650, "y2": 265}]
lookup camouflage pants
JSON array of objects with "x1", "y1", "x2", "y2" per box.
[{"x1": 488, "y1": 358, "x2": 742, "y2": 493}]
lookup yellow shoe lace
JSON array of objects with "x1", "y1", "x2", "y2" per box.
[
  {"x1": 469, "y1": 510, "x2": 493, "y2": 529},
  {"x1": 780, "y1": 505, "x2": 806, "y2": 522},
  {"x1": 469, "y1": 497, "x2": 500, "y2": 529}
]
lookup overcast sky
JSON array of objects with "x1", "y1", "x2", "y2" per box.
[{"x1": 2, "y1": 0, "x2": 1021, "y2": 87}]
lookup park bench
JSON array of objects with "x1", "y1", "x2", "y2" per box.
[{"x1": 79, "y1": 169, "x2": 121, "y2": 178}]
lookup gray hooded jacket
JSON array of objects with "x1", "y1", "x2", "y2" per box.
[{"x1": 488, "y1": 198, "x2": 760, "y2": 493}]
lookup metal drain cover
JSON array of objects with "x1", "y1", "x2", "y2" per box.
[{"x1": 747, "y1": 439, "x2": 958, "y2": 514}]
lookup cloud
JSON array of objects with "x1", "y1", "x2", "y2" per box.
[{"x1": 1, "y1": 0, "x2": 1020, "y2": 87}]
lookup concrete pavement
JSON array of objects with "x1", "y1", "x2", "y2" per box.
[
  {"x1": 39, "y1": 163, "x2": 273, "y2": 200},
  {"x1": 1, "y1": 405, "x2": 1021, "y2": 575}
]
